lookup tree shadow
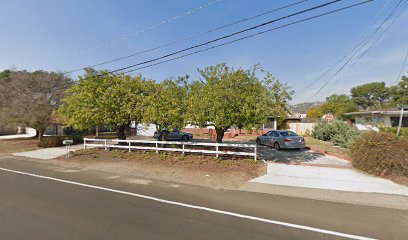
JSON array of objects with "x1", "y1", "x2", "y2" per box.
[{"x1": 257, "y1": 146, "x2": 324, "y2": 163}]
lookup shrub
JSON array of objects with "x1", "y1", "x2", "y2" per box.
[
  {"x1": 38, "y1": 135, "x2": 83, "y2": 148},
  {"x1": 349, "y1": 131, "x2": 408, "y2": 178},
  {"x1": 380, "y1": 127, "x2": 408, "y2": 138},
  {"x1": 312, "y1": 120, "x2": 360, "y2": 148},
  {"x1": 313, "y1": 122, "x2": 335, "y2": 141}
]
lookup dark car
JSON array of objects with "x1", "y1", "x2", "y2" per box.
[
  {"x1": 154, "y1": 129, "x2": 193, "y2": 141},
  {"x1": 256, "y1": 130, "x2": 305, "y2": 150}
]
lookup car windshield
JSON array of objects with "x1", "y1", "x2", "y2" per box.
[{"x1": 279, "y1": 131, "x2": 298, "y2": 136}]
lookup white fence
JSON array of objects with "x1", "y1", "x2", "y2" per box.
[{"x1": 83, "y1": 138, "x2": 257, "y2": 160}]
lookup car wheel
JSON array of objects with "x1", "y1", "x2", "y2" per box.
[
  {"x1": 182, "y1": 135, "x2": 189, "y2": 141},
  {"x1": 256, "y1": 138, "x2": 261, "y2": 145},
  {"x1": 274, "y1": 142, "x2": 281, "y2": 151}
]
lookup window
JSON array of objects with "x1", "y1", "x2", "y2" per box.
[
  {"x1": 279, "y1": 131, "x2": 298, "y2": 136},
  {"x1": 390, "y1": 117, "x2": 408, "y2": 127}
]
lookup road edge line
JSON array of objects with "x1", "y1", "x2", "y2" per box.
[{"x1": 0, "y1": 166, "x2": 376, "y2": 240}]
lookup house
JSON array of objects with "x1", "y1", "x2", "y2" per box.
[{"x1": 344, "y1": 109, "x2": 408, "y2": 127}]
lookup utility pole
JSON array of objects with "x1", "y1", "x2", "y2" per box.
[{"x1": 396, "y1": 106, "x2": 408, "y2": 136}]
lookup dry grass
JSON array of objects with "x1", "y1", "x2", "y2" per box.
[
  {"x1": 0, "y1": 138, "x2": 39, "y2": 154},
  {"x1": 71, "y1": 148, "x2": 264, "y2": 176},
  {"x1": 305, "y1": 137, "x2": 349, "y2": 158},
  {"x1": 63, "y1": 148, "x2": 266, "y2": 189}
]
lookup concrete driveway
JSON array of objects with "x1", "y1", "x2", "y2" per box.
[{"x1": 256, "y1": 145, "x2": 351, "y2": 167}]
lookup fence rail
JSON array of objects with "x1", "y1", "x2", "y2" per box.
[{"x1": 83, "y1": 138, "x2": 257, "y2": 160}]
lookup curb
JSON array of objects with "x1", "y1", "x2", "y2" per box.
[{"x1": 265, "y1": 161, "x2": 352, "y2": 169}]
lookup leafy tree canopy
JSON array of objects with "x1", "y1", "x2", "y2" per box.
[
  {"x1": 350, "y1": 82, "x2": 391, "y2": 110},
  {"x1": 143, "y1": 76, "x2": 189, "y2": 139},
  {"x1": 390, "y1": 73, "x2": 408, "y2": 106},
  {"x1": 187, "y1": 63, "x2": 292, "y2": 142},
  {"x1": 60, "y1": 68, "x2": 149, "y2": 139}
]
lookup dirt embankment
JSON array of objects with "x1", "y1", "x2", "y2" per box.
[
  {"x1": 0, "y1": 138, "x2": 38, "y2": 155},
  {"x1": 58, "y1": 148, "x2": 266, "y2": 190}
]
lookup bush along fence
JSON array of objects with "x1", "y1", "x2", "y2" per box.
[{"x1": 83, "y1": 138, "x2": 258, "y2": 160}]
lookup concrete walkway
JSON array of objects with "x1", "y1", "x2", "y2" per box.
[
  {"x1": 13, "y1": 145, "x2": 83, "y2": 159},
  {"x1": 250, "y1": 163, "x2": 408, "y2": 196}
]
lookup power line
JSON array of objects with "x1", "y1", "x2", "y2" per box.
[
  {"x1": 81, "y1": 0, "x2": 347, "y2": 81},
  {"x1": 120, "y1": 0, "x2": 374, "y2": 76},
  {"x1": 303, "y1": 0, "x2": 406, "y2": 102},
  {"x1": 2, "y1": 0, "x2": 372, "y2": 93},
  {"x1": 51, "y1": 0, "x2": 222, "y2": 65},
  {"x1": 293, "y1": 0, "x2": 394, "y2": 98},
  {"x1": 395, "y1": 48, "x2": 408, "y2": 84},
  {"x1": 65, "y1": 0, "x2": 311, "y2": 74},
  {"x1": 314, "y1": 0, "x2": 408, "y2": 101}
]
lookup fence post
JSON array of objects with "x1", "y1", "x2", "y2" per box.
[
  {"x1": 216, "y1": 144, "x2": 219, "y2": 158},
  {"x1": 156, "y1": 142, "x2": 158, "y2": 154},
  {"x1": 182, "y1": 143, "x2": 185, "y2": 155},
  {"x1": 83, "y1": 139, "x2": 86, "y2": 149},
  {"x1": 128, "y1": 142, "x2": 131, "y2": 152},
  {"x1": 254, "y1": 144, "x2": 257, "y2": 161},
  {"x1": 104, "y1": 140, "x2": 107, "y2": 150}
]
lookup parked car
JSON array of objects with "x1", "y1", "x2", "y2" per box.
[
  {"x1": 256, "y1": 130, "x2": 305, "y2": 150},
  {"x1": 153, "y1": 129, "x2": 193, "y2": 141}
]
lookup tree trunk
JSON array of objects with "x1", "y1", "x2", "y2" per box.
[
  {"x1": 95, "y1": 126, "x2": 99, "y2": 137},
  {"x1": 36, "y1": 128, "x2": 44, "y2": 141},
  {"x1": 117, "y1": 124, "x2": 127, "y2": 140},
  {"x1": 215, "y1": 128, "x2": 225, "y2": 143}
]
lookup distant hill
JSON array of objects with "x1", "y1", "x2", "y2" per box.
[{"x1": 291, "y1": 102, "x2": 323, "y2": 114}]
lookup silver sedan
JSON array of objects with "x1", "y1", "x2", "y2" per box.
[{"x1": 256, "y1": 130, "x2": 305, "y2": 150}]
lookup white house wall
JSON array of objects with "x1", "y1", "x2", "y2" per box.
[{"x1": 136, "y1": 124, "x2": 157, "y2": 136}]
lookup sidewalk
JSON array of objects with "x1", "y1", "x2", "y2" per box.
[
  {"x1": 13, "y1": 145, "x2": 83, "y2": 159},
  {"x1": 249, "y1": 163, "x2": 408, "y2": 196}
]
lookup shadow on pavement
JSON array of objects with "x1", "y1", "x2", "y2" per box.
[{"x1": 257, "y1": 145, "x2": 324, "y2": 163}]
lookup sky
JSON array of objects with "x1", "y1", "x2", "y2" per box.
[{"x1": 0, "y1": 0, "x2": 407, "y2": 104}]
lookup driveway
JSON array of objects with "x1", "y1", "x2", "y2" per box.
[{"x1": 256, "y1": 144, "x2": 351, "y2": 167}]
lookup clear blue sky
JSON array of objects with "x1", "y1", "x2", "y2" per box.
[{"x1": 0, "y1": 0, "x2": 407, "y2": 103}]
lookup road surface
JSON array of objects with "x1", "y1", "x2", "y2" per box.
[{"x1": 0, "y1": 156, "x2": 407, "y2": 240}]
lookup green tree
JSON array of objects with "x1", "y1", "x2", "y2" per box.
[
  {"x1": 187, "y1": 63, "x2": 292, "y2": 143},
  {"x1": 0, "y1": 70, "x2": 73, "y2": 140},
  {"x1": 60, "y1": 69, "x2": 148, "y2": 139},
  {"x1": 307, "y1": 106, "x2": 325, "y2": 118},
  {"x1": 390, "y1": 73, "x2": 408, "y2": 106},
  {"x1": 350, "y1": 82, "x2": 390, "y2": 110},
  {"x1": 143, "y1": 76, "x2": 189, "y2": 140},
  {"x1": 306, "y1": 94, "x2": 358, "y2": 119}
]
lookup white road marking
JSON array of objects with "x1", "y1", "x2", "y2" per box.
[{"x1": 0, "y1": 167, "x2": 376, "y2": 240}]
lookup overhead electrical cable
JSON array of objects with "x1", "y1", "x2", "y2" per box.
[
  {"x1": 303, "y1": 0, "x2": 406, "y2": 102},
  {"x1": 80, "y1": 0, "x2": 348, "y2": 80},
  {"x1": 65, "y1": 0, "x2": 311, "y2": 74},
  {"x1": 51, "y1": 0, "x2": 222, "y2": 65}
]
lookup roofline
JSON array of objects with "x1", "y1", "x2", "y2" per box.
[{"x1": 344, "y1": 110, "x2": 408, "y2": 116}]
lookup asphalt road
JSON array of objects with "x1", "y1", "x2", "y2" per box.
[{"x1": 0, "y1": 157, "x2": 408, "y2": 240}]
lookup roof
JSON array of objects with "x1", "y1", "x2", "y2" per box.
[{"x1": 344, "y1": 110, "x2": 408, "y2": 116}]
